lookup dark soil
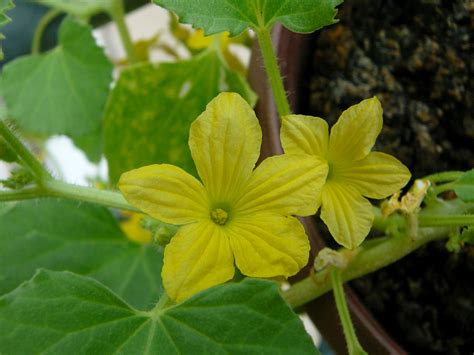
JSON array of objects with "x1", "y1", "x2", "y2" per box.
[{"x1": 305, "y1": 0, "x2": 474, "y2": 353}]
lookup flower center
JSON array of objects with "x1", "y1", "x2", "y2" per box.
[
  {"x1": 327, "y1": 161, "x2": 335, "y2": 181},
  {"x1": 210, "y1": 208, "x2": 228, "y2": 225}
]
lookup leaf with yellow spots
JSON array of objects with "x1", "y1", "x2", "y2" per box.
[{"x1": 104, "y1": 50, "x2": 256, "y2": 184}]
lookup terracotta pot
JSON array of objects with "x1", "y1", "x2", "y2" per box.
[{"x1": 248, "y1": 25, "x2": 406, "y2": 355}]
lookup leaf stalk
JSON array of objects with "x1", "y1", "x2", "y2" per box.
[
  {"x1": 255, "y1": 27, "x2": 291, "y2": 118},
  {"x1": 331, "y1": 267, "x2": 367, "y2": 355},
  {"x1": 109, "y1": 0, "x2": 138, "y2": 64}
]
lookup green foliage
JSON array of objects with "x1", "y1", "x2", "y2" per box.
[
  {"x1": 154, "y1": 0, "x2": 342, "y2": 35},
  {"x1": 0, "y1": 167, "x2": 33, "y2": 189},
  {"x1": 2, "y1": 17, "x2": 112, "y2": 137},
  {"x1": 0, "y1": 271, "x2": 317, "y2": 354},
  {"x1": 104, "y1": 50, "x2": 256, "y2": 183},
  {"x1": 37, "y1": 0, "x2": 115, "y2": 19},
  {"x1": 446, "y1": 227, "x2": 474, "y2": 252},
  {"x1": 0, "y1": 0, "x2": 14, "y2": 60},
  {"x1": 453, "y1": 169, "x2": 474, "y2": 202},
  {"x1": 0, "y1": 199, "x2": 163, "y2": 309},
  {"x1": 72, "y1": 127, "x2": 103, "y2": 163},
  {"x1": 0, "y1": 136, "x2": 16, "y2": 162}
]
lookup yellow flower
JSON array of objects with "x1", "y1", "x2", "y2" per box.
[
  {"x1": 119, "y1": 92, "x2": 328, "y2": 302},
  {"x1": 120, "y1": 212, "x2": 153, "y2": 245},
  {"x1": 187, "y1": 29, "x2": 230, "y2": 50},
  {"x1": 281, "y1": 97, "x2": 411, "y2": 249}
]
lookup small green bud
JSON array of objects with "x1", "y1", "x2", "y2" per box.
[
  {"x1": 314, "y1": 248, "x2": 348, "y2": 272},
  {"x1": 153, "y1": 224, "x2": 179, "y2": 247},
  {"x1": 138, "y1": 217, "x2": 179, "y2": 247},
  {"x1": 0, "y1": 167, "x2": 33, "y2": 189}
]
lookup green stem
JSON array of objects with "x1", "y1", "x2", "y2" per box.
[
  {"x1": 283, "y1": 226, "x2": 450, "y2": 308},
  {"x1": 419, "y1": 214, "x2": 474, "y2": 227},
  {"x1": 31, "y1": 9, "x2": 62, "y2": 55},
  {"x1": 433, "y1": 182, "x2": 456, "y2": 195},
  {"x1": 0, "y1": 186, "x2": 43, "y2": 201},
  {"x1": 0, "y1": 115, "x2": 138, "y2": 211},
  {"x1": 371, "y1": 206, "x2": 404, "y2": 232},
  {"x1": 43, "y1": 180, "x2": 138, "y2": 211},
  {"x1": 109, "y1": 0, "x2": 138, "y2": 64},
  {"x1": 424, "y1": 171, "x2": 464, "y2": 183},
  {"x1": 0, "y1": 119, "x2": 52, "y2": 182},
  {"x1": 255, "y1": 27, "x2": 291, "y2": 118},
  {"x1": 331, "y1": 268, "x2": 367, "y2": 355},
  {"x1": 0, "y1": 180, "x2": 138, "y2": 211}
]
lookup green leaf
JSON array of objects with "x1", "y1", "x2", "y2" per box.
[
  {"x1": 0, "y1": 136, "x2": 16, "y2": 162},
  {"x1": 0, "y1": 271, "x2": 317, "y2": 354},
  {"x1": 453, "y1": 170, "x2": 474, "y2": 202},
  {"x1": 154, "y1": 0, "x2": 342, "y2": 36},
  {"x1": 0, "y1": 199, "x2": 163, "y2": 310},
  {"x1": 104, "y1": 49, "x2": 256, "y2": 183},
  {"x1": 37, "y1": 0, "x2": 114, "y2": 19},
  {"x1": 0, "y1": 0, "x2": 14, "y2": 60},
  {"x1": 461, "y1": 226, "x2": 474, "y2": 245},
  {"x1": 71, "y1": 128, "x2": 103, "y2": 163},
  {"x1": 2, "y1": 17, "x2": 113, "y2": 137}
]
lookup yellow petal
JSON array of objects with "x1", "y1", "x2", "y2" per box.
[
  {"x1": 328, "y1": 97, "x2": 383, "y2": 162},
  {"x1": 334, "y1": 152, "x2": 411, "y2": 199},
  {"x1": 281, "y1": 114, "x2": 329, "y2": 157},
  {"x1": 189, "y1": 92, "x2": 261, "y2": 203},
  {"x1": 228, "y1": 214, "x2": 310, "y2": 278},
  {"x1": 321, "y1": 183, "x2": 374, "y2": 249},
  {"x1": 235, "y1": 154, "x2": 328, "y2": 216},
  {"x1": 187, "y1": 29, "x2": 213, "y2": 49},
  {"x1": 162, "y1": 221, "x2": 234, "y2": 302},
  {"x1": 119, "y1": 164, "x2": 209, "y2": 225}
]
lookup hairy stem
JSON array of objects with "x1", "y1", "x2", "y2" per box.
[
  {"x1": 255, "y1": 27, "x2": 291, "y2": 118},
  {"x1": 0, "y1": 119, "x2": 52, "y2": 182},
  {"x1": 331, "y1": 268, "x2": 367, "y2": 355},
  {"x1": 419, "y1": 214, "x2": 474, "y2": 227},
  {"x1": 43, "y1": 180, "x2": 138, "y2": 211},
  {"x1": 283, "y1": 226, "x2": 450, "y2": 308},
  {"x1": 0, "y1": 116, "x2": 138, "y2": 211},
  {"x1": 424, "y1": 171, "x2": 464, "y2": 183},
  {"x1": 31, "y1": 9, "x2": 62, "y2": 55},
  {"x1": 0, "y1": 181, "x2": 138, "y2": 212}
]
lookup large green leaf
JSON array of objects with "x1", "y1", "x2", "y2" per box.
[
  {"x1": 0, "y1": 0, "x2": 14, "y2": 60},
  {"x1": 37, "y1": 0, "x2": 114, "y2": 19},
  {"x1": 154, "y1": 0, "x2": 342, "y2": 36},
  {"x1": 104, "y1": 49, "x2": 256, "y2": 183},
  {"x1": 1, "y1": 17, "x2": 112, "y2": 137},
  {"x1": 453, "y1": 170, "x2": 474, "y2": 202},
  {"x1": 0, "y1": 271, "x2": 317, "y2": 354},
  {"x1": 0, "y1": 199, "x2": 163, "y2": 310}
]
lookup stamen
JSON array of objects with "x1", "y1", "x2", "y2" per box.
[{"x1": 210, "y1": 208, "x2": 228, "y2": 225}]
